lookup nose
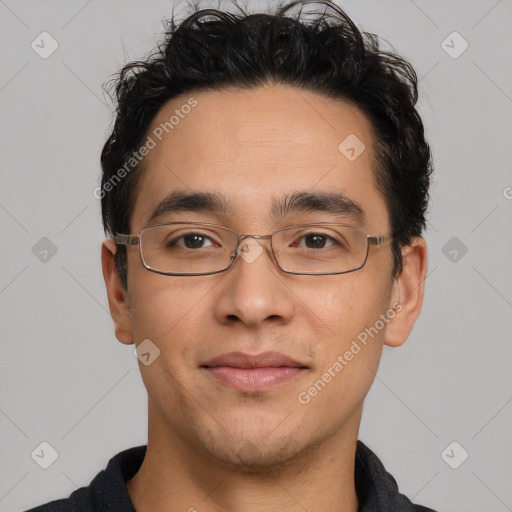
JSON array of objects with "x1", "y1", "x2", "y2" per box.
[{"x1": 213, "y1": 237, "x2": 295, "y2": 329}]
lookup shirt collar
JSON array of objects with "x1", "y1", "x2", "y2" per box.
[{"x1": 99, "y1": 440, "x2": 434, "y2": 511}]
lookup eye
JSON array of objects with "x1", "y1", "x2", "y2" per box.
[
  {"x1": 167, "y1": 232, "x2": 219, "y2": 249},
  {"x1": 295, "y1": 233, "x2": 337, "y2": 249}
]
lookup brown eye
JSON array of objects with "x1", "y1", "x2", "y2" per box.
[{"x1": 166, "y1": 232, "x2": 218, "y2": 249}]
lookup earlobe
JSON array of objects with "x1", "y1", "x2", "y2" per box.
[
  {"x1": 101, "y1": 239, "x2": 134, "y2": 345},
  {"x1": 384, "y1": 237, "x2": 428, "y2": 348}
]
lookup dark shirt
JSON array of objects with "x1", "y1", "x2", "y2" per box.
[{"x1": 24, "y1": 440, "x2": 438, "y2": 511}]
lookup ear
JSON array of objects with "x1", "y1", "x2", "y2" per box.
[
  {"x1": 384, "y1": 237, "x2": 428, "y2": 348},
  {"x1": 101, "y1": 239, "x2": 134, "y2": 345}
]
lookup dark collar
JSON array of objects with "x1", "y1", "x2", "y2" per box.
[
  {"x1": 92, "y1": 441, "x2": 436, "y2": 511},
  {"x1": 354, "y1": 440, "x2": 436, "y2": 511}
]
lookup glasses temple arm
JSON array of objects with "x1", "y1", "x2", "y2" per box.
[
  {"x1": 368, "y1": 234, "x2": 392, "y2": 247},
  {"x1": 113, "y1": 234, "x2": 140, "y2": 246}
]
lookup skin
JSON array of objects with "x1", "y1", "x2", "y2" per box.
[{"x1": 101, "y1": 84, "x2": 428, "y2": 512}]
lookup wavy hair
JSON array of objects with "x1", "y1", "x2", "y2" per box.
[{"x1": 100, "y1": 0, "x2": 432, "y2": 288}]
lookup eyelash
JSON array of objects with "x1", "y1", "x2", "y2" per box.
[{"x1": 168, "y1": 231, "x2": 341, "y2": 249}]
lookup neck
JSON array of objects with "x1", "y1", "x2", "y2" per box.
[{"x1": 127, "y1": 406, "x2": 361, "y2": 512}]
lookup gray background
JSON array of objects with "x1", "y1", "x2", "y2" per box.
[{"x1": 1, "y1": 1, "x2": 511, "y2": 510}]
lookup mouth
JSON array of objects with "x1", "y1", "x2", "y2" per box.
[{"x1": 201, "y1": 351, "x2": 309, "y2": 392}]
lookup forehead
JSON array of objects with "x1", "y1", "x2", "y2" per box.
[{"x1": 131, "y1": 84, "x2": 388, "y2": 232}]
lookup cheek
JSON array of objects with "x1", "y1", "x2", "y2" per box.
[
  {"x1": 295, "y1": 278, "x2": 389, "y2": 421},
  {"x1": 306, "y1": 272, "x2": 390, "y2": 339},
  {"x1": 127, "y1": 279, "x2": 208, "y2": 408},
  {"x1": 127, "y1": 276, "x2": 215, "y2": 396},
  {"x1": 128, "y1": 273, "x2": 207, "y2": 340},
  {"x1": 301, "y1": 271, "x2": 392, "y2": 394}
]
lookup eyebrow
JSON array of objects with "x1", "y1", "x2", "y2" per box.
[
  {"x1": 147, "y1": 190, "x2": 366, "y2": 225},
  {"x1": 272, "y1": 191, "x2": 366, "y2": 225}
]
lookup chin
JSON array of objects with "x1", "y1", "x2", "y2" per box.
[
  {"x1": 207, "y1": 438, "x2": 302, "y2": 473},
  {"x1": 195, "y1": 420, "x2": 314, "y2": 474}
]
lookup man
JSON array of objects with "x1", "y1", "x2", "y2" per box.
[{"x1": 26, "y1": 1, "x2": 436, "y2": 510}]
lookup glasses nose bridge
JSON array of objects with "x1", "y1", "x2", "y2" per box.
[
  {"x1": 238, "y1": 233, "x2": 272, "y2": 241},
  {"x1": 237, "y1": 233, "x2": 274, "y2": 250},
  {"x1": 233, "y1": 233, "x2": 276, "y2": 262}
]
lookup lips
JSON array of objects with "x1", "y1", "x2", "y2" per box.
[
  {"x1": 203, "y1": 351, "x2": 307, "y2": 369},
  {"x1": 201, "y1": 351, "x2": 308, "y2": 392}
]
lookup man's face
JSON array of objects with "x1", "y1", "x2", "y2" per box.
[{"x1": 118, "y1": 85, "x2": 398, "y2": 468}]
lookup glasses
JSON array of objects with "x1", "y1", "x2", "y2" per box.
[{"x1": 113, "y1": 222, "x2": 391, "y2": 276}]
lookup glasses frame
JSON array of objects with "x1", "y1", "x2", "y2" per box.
[{"x1": 113, "y1": 221, "x2": 392, "y2": 276}]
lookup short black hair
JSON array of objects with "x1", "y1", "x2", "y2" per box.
[{"x1": 100, "y1": 0, "x2": 432, "y2": 289}]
